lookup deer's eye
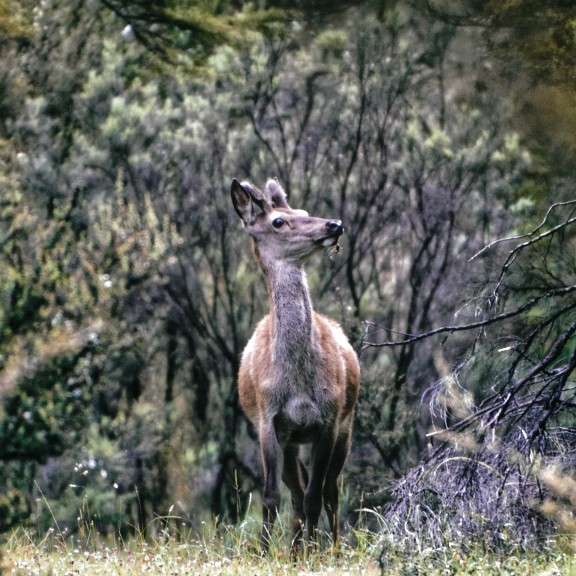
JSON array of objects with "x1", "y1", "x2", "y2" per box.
[{"x1": 272, "y1": 218, "x2": 285, "y2": 229}]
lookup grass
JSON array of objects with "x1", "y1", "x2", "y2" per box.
[
  {"x1": 3, "y1": 519, "x2": 382, "y2": 576},
  {"x1": 2, "y1": 489, "x2": 575, "y2": 575},
  {"x1": 3, "y1": 512, "x2": 576, "y2": 576}
]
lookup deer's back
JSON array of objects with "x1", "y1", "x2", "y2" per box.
[{"x1": 238, "y1": 313, "x2": 360, "y2": 434}]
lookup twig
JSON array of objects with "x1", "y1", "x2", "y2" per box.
[
  {"x1": 469, "y1": 199, "x2": 576, "y2": 262},
  {"x1": 361, "y1": 284, "x2": 576, "y2": 351}
]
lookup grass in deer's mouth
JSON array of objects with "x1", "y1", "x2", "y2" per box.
[{"x1": 329, "y1": 242, "x2": 341, "y2": 257}]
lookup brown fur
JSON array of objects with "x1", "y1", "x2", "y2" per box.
[{"x1": 231, "y1": 178, "x2": 360, "y2": 554}]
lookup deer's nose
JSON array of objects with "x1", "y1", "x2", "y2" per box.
[{"x1": 326, "y1": 220, "x2": 343, "y2": 235}]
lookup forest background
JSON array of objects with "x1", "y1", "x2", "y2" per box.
[{"x1": 1, "y1": 0, "x2": 576, "y2": 554}]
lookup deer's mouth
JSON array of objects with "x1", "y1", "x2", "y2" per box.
[
  {"x1": 319, "y1": 235, "x2": 340, "y2": 247},
  {"x1": 315, "y1": 219, "x2": 344, "y2": 247}
]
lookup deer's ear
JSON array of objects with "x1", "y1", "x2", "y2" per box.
[
  {"x1": 231, "y1": 179, "x2": 254, "y2": 225},
  {"x1": 266, "y1": 178, "x2": 289, "y2": 209}
]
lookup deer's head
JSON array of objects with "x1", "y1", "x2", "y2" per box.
[{"x1": 231, "y1": 178, "x2": 343, "y2": 265}]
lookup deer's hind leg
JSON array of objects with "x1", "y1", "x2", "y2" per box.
[
  {"x1": 323, "y1": 425, "x2": 352, "y2": 547},
  {"x1": 304, "y1": 428, "x2": 338, "y2": 546},
  {"x1": 282, "y1": 444, "x2": 308, "y2": 554}
]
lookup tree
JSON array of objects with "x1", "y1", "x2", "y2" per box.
[
  {"x1": 236, "y1": 9, "x2": 530, "y2": 487},
  {"x1": 417, "y1": 0, "x2": 576, "y2": 179},
  {"x1": 0, "y1": 0, "x2": 286, "y2": 532},
  {"x1": 378, "y1": 199, "x2": 576, "y2": 549},
  {"x1": 98, "y1": 0, "x2": 285, "y2": 65},
  {"x1": 0, "y1": 0, "x2": 548, "y2": 541}
]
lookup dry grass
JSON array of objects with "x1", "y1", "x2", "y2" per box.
[
  {"x1": 3, "y1": 512, "x2": 575, "y2": 576},
  {"x1": 3, "y1": 485, "x2": 575, "y2": 575},
  {"x1": 3, "y1": 524, "x2": 382, "y2": 576}
]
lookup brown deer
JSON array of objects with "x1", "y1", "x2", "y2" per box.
[{"x1": 231, "y1": 178, "x2": 360, "y2": 554}]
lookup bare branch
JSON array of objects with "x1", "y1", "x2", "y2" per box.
[
  {"x1": 469, "y1": 199, "x2": 576, "y2": 262},
  {"x1": 361, "y1": 284, "x2": 576, "y2": 352}
]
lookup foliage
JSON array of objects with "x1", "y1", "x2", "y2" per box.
[
  {"x1": 0, "y1": 0, "x2": 574, "y2": 559},
  {"x1": 417, "y1": 0, "x2": 576, "y2": 176},
  {"x1": 0, "y1": 0, "x2": 32, "y2": 42},
  {"x1": 98, "y1": 0, "x2": 289, "y2": 65}
]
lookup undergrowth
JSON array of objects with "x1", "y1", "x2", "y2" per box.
[{"x1": 3, "y1": 503, "x2": 575, "y2": 575}]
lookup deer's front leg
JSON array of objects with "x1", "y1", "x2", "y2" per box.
[{"x1": 259, "y1": 420, "x2": 283, "y2": 553}]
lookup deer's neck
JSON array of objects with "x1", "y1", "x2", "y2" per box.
[{"x1": 263, "y1": 260, "x2": 315, "y2": 365}]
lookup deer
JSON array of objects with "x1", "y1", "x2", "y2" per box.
[{"x1": 230, "y1": 177, "x2": 361, "y2": 555}]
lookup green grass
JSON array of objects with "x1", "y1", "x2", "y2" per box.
[
  {"x1": 4, "y1": 520, "x2": 381, "y2": 576},
  {"x1": 3, "y1": 517, "x2": 576, "y2": 576},
  {"x1": 2, "y1": 493, "x2": 575, "y2": 575}
]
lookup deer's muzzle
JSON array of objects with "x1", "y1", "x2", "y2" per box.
[{"x1": 317, "y1": 219, "x2": 343, "y2": 246}]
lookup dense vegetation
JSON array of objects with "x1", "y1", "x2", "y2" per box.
[{"x1": 1, "y1": 0, "x2": 576, "y2": 566}]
